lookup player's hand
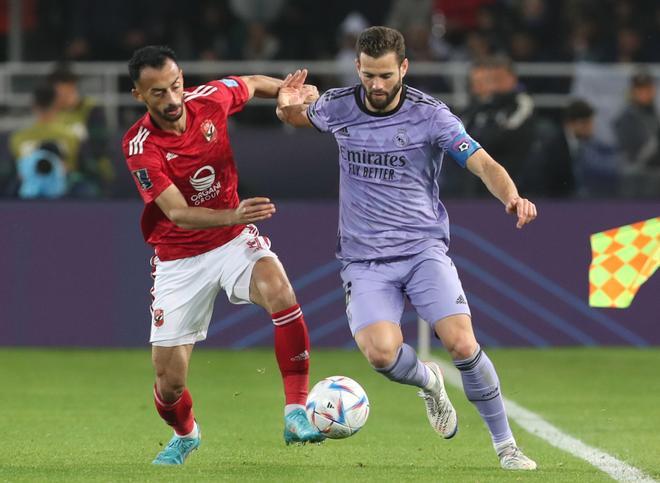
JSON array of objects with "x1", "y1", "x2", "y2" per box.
[
  {"x1": 302, "y1": 84, "x2": 319, "y2": 104},
  {"x1": 278, "y1": 69, "x2": 308, "y2": 107},
  {"x1": 233, "y1": 197, "x2": 276, "y2": 224},
  {"x1": 505, "y1": 196, "x2": 537, "y2": 229}
]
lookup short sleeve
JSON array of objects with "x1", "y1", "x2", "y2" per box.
[
  {"x1": 431, "y1": 106, "x2": 481, "y2": 168},
  {"x1": 124, "y1": 145, "x2": 172, "y2": 204},
  {"x1": 307, "y1": 90, "x2": 337, "y2": 133},
  {"x1": 209, "y1": 77, "x2": 250, "y2": 116}
]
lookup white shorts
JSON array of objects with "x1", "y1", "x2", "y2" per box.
[{"x1": 149, "y1": 225, "x2": 276, "y2": 347}]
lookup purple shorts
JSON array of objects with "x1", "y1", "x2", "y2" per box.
[{"x1": 339, "y1": 244, "x2": 471, "y2": 336}]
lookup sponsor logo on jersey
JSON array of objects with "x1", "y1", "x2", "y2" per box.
[
  {"x1": 153, "y1": 308, "x2": 164, "y2": 327},
  {"x1": 393, "y1": 128, "x2": 410, "y2": 147},
  {"x1": 165, "y1": 152, "x2": 179, "y2": 161},
  {"x1": 132, "y1": 168, "x2": 153, "y2": 190},
  {"x1": 189, "y1": 166, "x2": 216, "y2": 191},
  {"x1": 189, "y1": 165, "x2": 222, "y2": 205},
  {"x1": 201, "y1": 119, "x2": 217, "y2": 142}
]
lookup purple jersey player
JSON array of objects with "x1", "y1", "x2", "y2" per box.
[{"x1": 277, "y1": 27, "x2": 537, "y2": 471}]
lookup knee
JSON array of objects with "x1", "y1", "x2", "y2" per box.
[
  {"x1": 254, "y1": 263, "x2": 297, "y2": 312},
  {"x1": 446, "y1": 332, "x2": 478, "y2": 360},
  {"x1": 363, "y1": 341, "x2": 401, "y2": 369}
]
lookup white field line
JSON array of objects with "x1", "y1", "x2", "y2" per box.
[{"x1": 433, "y1": 358, "x2": 657, "y2": 483}]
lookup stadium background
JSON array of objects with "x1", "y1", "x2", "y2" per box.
[
  {"x1": 1, "y1": 0, "x2": 657, "y2": 348},
  {"x1": 2, "y1": 1, "x2": 660, "y2": 481}
]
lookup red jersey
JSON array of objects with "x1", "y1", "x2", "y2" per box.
[{"x1": 123, "y1": 77, "x2": 249, "y2": 261}]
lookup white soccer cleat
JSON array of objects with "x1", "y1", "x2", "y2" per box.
[
  {"x1": 498, "y1": 444, "x2": 537, "y2": 470},
  {"x1": 417, "y1": 361, "x2": 458, "y2": 439}
]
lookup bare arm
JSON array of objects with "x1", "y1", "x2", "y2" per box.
[
  {"x1": 239, "y1": 75, "x2": 284, "y2": 100},
  {"x1": 466, "y1": 148, "x2": 537, "y2": 228},
  {"x1": 155, "y1": 184, "x2": 276, "y2": 230}
]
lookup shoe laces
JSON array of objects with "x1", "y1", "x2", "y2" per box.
[{"x1": 417, "y1": 390, "x2": 451, "y2": 428}]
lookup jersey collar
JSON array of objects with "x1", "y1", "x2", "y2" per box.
[{"x1": 355, "y1": 84, "x2": 408, "y2": 117}]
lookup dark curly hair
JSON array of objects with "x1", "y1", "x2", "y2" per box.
[{"x1": 356, "y1": 26, "x2": 406, "y2": 64}]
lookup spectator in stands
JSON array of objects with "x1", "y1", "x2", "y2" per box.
[
  {"x1": 9, "y1": 83, "x2": 97, "y2": 198},
  {"x1": 613, "y1": 71, "x2": 660, "y2": 198},
  {"x1": 229, "y1": 0, "x2": 285, "y2": 60},
  {"x1": 16, "y1": 142, "x2": 67, "y2": 199},
  {"x1": 49, "y1": 64, "x2": 115, "y2": 195},
  {"x1": 10, "y1": 83, "x2": 80, "y2": 179},
  {"x1": 462, "y1": 56, "x2": 535, "y2": 194},
  {"x1": 529, "y1": 99, "x2": 620, "y2": 198},
  {"x1": 336, "y1": 12, "x2": 369, "y2": 86}
]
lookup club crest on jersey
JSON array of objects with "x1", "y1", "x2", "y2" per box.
[
  {"x1": 153, "y1": 308, "x2": 164, "y2": 327},
  {"x1": 393, "y1": 128, "x2": 410, "y2": 147},
  {"x1": 201, "y1": 119, "x2": 217, "y2": 142}
]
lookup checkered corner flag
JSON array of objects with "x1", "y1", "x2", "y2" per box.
[{"x1": 589, "y1": 217, "x2": 659, "y2": 308}]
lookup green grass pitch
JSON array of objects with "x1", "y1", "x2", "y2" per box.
[{"x1": 2, "y1": 347, "x2": 659, "y2": 482}]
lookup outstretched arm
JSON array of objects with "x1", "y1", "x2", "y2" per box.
[
  {"x1": 466, "y1": 149, "x2": 537, "y2": 229},
  {"x1": 276, "y1": 69, "x2": 316, "y2": 128},
  {"x1": 155, "y1": 184, "x2": 276, "y2": 230},
  {"x1": 239, "y1": 75, "x2": 284, "y2": 100}
]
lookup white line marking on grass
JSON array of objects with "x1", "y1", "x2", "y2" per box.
[{"x1": 433, "y1": 359, "x2": 657, "y2": 482}]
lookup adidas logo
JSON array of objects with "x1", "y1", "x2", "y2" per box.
[
  {"x1": 326, "y1": 402, "x2": 334, "y2": 409},
  {"x1": 165, "y1": 152, "x2": 179, "y2": 161},
  {"x1": 337, "y1": 127, "x2": 350, "y2": 137},
  {"x1": 290, "y1": 350, "x2": 310, "y2": 362},
  {"x1": 455, "y1": 295, "x2": 467, "y2": 305}
]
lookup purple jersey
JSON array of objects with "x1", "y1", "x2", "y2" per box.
[{"x1": 308, "y1": 84, "x2": 481, "y2": 261}]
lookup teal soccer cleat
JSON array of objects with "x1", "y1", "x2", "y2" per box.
[
  {"x1": 152, "y1": 430, "x2": 201, "y2": 465},
  {"x1": 284, "y1": 408, "x2": 326, "y2": 445}
]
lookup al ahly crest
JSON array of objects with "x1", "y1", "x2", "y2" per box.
[{"x1": 201, "y1": 119, "x2": 217, "y2": 142}]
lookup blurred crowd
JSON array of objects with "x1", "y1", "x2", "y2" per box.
[
  {"x1": 442, "y1": 58, "x2": 660, "y2": 199},
  {"x1": 0, "y1": 65, "x2": 115, "y2": 199},
  {"x1": 5, "y1": 0, "x2": 660, "y2": 63},
  {"x1": 0, "y1": 0, "x2": 659, "y2": 199}
]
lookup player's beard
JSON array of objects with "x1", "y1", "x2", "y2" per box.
[
  {"x1": 366, "y1": 79, "x2": 402, "y2": 111},
  {"x1": 157, "y1": 103, "x2": 184, "y2": 122}
]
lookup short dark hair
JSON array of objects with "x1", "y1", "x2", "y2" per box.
[
  {"x1": 356, "y1": 26, "x2": 405, "y2": 64},
  {"x1": 128, "y1": 45, "x2": 178, "y2": 83},
  {"x1": 631, "y1": 69, "x2": 654, "y2": 88},
  {"x1": 472, "y1": 55, "x2": 515, "y2": 74},
  {"x1": 563, "y1": 99, "x2": 594, "y2": 122},
  {"x1": 33, "y1": 82, "x2": 56, "y2": 110},
  {"x1": 48, "y1": 63, "x2": 79, "y2": 84}
]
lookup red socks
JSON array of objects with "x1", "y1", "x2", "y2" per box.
[
  {"x1": 153, "y1": 385, "x2": 195, "y2": 435},
  {"x1": 272, "y1": 304, "x2": 310, "y2": 406}
]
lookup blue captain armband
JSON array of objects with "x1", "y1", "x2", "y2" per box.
[{"x1": 447, "y1": 131, "x2": 481, "y2": 167}]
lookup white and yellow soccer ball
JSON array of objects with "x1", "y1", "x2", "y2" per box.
[{"x1": 306, "y1": 376, "x2": 370, "y2": 439}]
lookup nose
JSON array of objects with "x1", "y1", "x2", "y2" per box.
[{"x1": 371, "y1": 79, "x2": 384, "y2": 90}]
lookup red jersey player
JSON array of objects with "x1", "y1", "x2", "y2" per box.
[{"x1": 123, "y1": 46, "x2": 323, "y2": 465}]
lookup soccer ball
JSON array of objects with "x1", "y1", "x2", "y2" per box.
[{"x1": 306, "y1": 376, "x2": 370, "y2": 439}]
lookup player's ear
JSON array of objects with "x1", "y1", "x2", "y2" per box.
[
  {"x1": 179, "y1": 68, "x2": 184, "y2": 85},
  {"x1": 131, "y1": 88, "x2": 143, "y2": 103},
  {"x1": 355, "y1": 57, "x2": 361, "y2": 74},
  {"x1": 400, "y1": 58, "x2": 409, "y2": 78}
]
